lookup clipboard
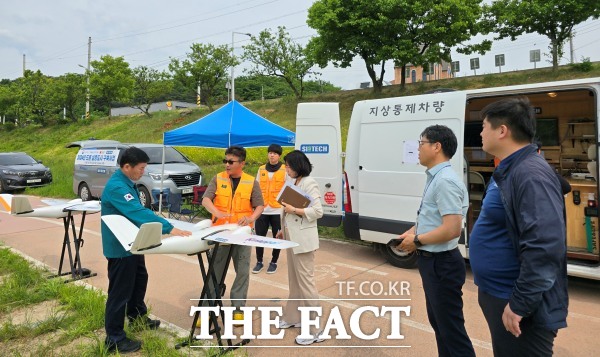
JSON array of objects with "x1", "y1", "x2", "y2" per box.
[{"x1": 276, "y1": 183, "x2": 313, "y2": 208}]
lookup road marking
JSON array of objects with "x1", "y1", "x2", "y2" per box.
[
  {"x1": 569, "y1": 312, "x2": 600, "y2": 323},
  {"x1": 314, "y1": 264, "x2": 340, "y2": 280},
  {"x1": 332, "y1": 262, "x2": 388, "y2": 276}
]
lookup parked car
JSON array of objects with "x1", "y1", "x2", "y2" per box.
[
  {"x1": 66, "y1": 140, "x2": 202, "y2": 208},
  {"x1": 0, "y1": 152, "x2": 53, "y2": 192}
]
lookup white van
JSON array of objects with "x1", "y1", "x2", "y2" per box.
[
  {"x1": 67, "y1": 140, "x2": 202, "y2": 208},
  {"x1": 296, "y1": 77, "x2": 600, "y2": 280}
]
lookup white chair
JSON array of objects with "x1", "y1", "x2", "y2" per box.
[
  {"x1": 587, "y1": 145, "x2": 598, "y2": 181},
  {"x1": 468, "y1": 171, "x2": 486, "y2": 201}
]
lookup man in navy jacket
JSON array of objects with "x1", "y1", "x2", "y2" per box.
[
  {"x1": 470, "y1": 97, "x2": 568, "y2": 356},
  {"x1": 101, "y1": 147, "x2": 191, "y2": 353}
]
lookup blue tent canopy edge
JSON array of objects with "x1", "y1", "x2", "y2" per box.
[{"x1": 163, "y1": 100, "x2": 295, "y2": 148}]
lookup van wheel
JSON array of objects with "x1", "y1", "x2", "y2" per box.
[
  {"x1": 78, "y1": 183, "x2": 92, "y2": 201},
  {"x1": 138, "y1": 186, "x2": 151, "y2": 209},
  {"x1": 378, "y1": 243, "x2": 418, "y2": 269}
]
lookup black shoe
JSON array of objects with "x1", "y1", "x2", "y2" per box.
[
  {"x1": 105, "y1": 337, "x2": 141, "y2": 353},
  {"x1": 129, "y1": 316, "x2": 161, "y2": 331}
]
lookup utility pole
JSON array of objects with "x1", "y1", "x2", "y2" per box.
[
  {"x1": 570, "y1": 31, "x2": 575, "y2": 63},
  {"x1": 197, "y1": 82, "x2": 201, "y2": 107},
  {"x1": 85, "y1": 36, "x2": 91, "y2": 119},
  {"x1": 231, "y1": 32, "x2": 251, "y2": 102},
  {"x1": 22, "y1": 54, "x2": 25, "y2": 76}
]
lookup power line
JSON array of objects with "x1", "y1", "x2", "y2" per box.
[
  {"x1": 95, "y1": 0, "x2": 283, "y2": 43},
  {"x1": 119, "y1": 10, "x2": 307, "y2": 61}
]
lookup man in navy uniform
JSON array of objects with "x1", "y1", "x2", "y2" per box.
[{"x1": 101, "y1": 147, "x2": 191, "y2": 353}]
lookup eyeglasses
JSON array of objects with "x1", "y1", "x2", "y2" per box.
[
  {"x1": 418, "y1": 140, "x2": 434, "y2": 146},
  {"x1": 222, "y1": 159, "x2": 241, "y2": 165}
]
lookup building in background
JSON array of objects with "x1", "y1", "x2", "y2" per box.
[
  {"x1": 110, "y1": 101, "x2": 196, "y2": 117},
  {"x1": 392, "y1": 61, "x2": 453, "y2": 85}
]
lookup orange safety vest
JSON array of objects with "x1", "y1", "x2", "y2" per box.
[
  {"x1": 212, "y1": 171, "x2": 255, "y2": 226},
  {"x1": 258, "y1": 164, "x2": 286, "y2": 208}
]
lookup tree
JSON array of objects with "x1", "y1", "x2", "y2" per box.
[
  {"x1": 234, "y1": 74, "x2": 340, "y2": 101},
  {"x1": 0, "y1": 82, "x2": 18, "y2": 122},
  {"x1": 307, "y1": 0, "x2": 389, "y2": 92},
  {"x1": 386, "y1": 0, "x2": 490, "y2": 88},
  {"x1": 48, "y1": 73, "x2": 86, "y2": 122},
  {"x1": 307, "y1": 0, "x2": 490, "y2": 91},
  {"x1": 131, "y1": 66, "x2": 173, "y2": 117},
  {"x1": 90, "y1": 55, "x2": 134, "y2": 117},
  {"x1": 169, "y1": 43, "x2": 237, "y2": 111},
  {"x1": 17, "y1": 70, "x2": 51, "y2": 126},
  {"x1": 242, "y1": 27, "x2": 316, "y2": 99},
  {"x1": 485, "y1": 0, "x2": 600, "y2": 70}
]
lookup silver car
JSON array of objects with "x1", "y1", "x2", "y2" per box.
[{"x1": 67, "y1": 140, "x2": 202, "y2": 208}]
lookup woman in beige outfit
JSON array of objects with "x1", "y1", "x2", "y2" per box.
[{"x1": 275, "y1": 150, "x2": 324, "y2": 346}]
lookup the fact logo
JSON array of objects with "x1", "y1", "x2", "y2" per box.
[{"x1": 189, "y1": 305, "x2": 411, "y2": 341}]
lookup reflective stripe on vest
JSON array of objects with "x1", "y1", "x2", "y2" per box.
[
  {"x1": 213, "y1": 171, "x2": 255, "y2": 226},
  {"x1": 258, "y1": 164, "x2": 286, "y2": 208}
]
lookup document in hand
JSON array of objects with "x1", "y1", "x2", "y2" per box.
[{"x1": 276, "y1": 182, "x2": 314, "y2": 208}]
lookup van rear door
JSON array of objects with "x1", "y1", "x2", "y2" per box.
[
  {"x1": 295, "y1": 103, "x2": 344, "y2": 227},
  {"x1": 349, "y1": 91, "x2": 467, "y2": 245}
]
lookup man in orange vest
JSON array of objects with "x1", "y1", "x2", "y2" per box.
[
  {"x1": 202, "y1": 145, "x2": 264, "y2": 323},
  {"x1": 253, "y1": 144, "x2": 286, "y2": 274}
]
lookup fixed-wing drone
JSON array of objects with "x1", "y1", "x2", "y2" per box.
[
  {"x1": 0, "y1": 194, "x2": 101, "y2": 218},
  {"x1": 101, "y1": 215, "x2": 298, "y2": 255}
]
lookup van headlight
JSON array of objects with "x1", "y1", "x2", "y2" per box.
[{"x1": 149, "y1": 173, "x2": 169, "y2": 180}]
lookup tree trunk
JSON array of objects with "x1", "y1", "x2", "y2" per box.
[
  {"x1": 365, "y1": 63, "x2": 382, "y2": 93},
  {"x1": 282, "y1": 76, "x2": 301, "y2": 99},
  {"x1": 551, "y1": 41, "x2": 559, "y2": 71},
  {"x1": 400, "y1": 64, "x2": 406, "y2": 90}
]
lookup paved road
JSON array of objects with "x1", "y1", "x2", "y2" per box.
[{"x1": 1, "y1": 196, "x2": 599, "y2": 356}]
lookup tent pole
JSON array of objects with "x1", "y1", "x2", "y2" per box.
[{"x1": 159, "y1": 138, "x2": 166, "y2": 212}]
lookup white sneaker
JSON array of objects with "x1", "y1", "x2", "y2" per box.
[
  {"x1": 295, "y1": 331, "x2": 324, "y2": 345},
  {"x1": 278, "y1": 320, "x2": 301, "y2": 329}
]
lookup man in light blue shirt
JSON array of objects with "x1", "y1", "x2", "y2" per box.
[{"x1": 399, "y1": 125, "x2": 474, "y2": 356}]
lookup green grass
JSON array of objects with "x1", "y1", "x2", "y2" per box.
[
  {"x1": 0, "y1": 247, "x2": 219, "y2": 356},
  {"x1": 1, "y1": 62, "x2": 599, "y2": 200}
]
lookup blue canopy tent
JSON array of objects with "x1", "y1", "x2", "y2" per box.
[
  {"x1": 163, "y1": 100, "x2": 295, "y2": 148},
  {"x1": 156, "y1": 101, "x2": 295, "y2": 210}
]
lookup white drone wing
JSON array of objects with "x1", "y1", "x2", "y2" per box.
[
  {"x1": 204, "y1": 231, "x2": 299, "y2": 250},
  {"x1": 63, "y1": 200, "x2": 101, "y2": 213},
  {"x1": 101, "y1": 214, "x2": 298, "y2": 255}
]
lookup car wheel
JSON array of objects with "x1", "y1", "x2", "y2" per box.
[
  {"x1": 378, "y1": 243, "x2": 418, "y2": 269},
  {"x1": 0, "y1": 179, "x2": 5, "y2": 193},
  {"x1": 78, "y1": 183, "x2": 92, "y2": 201},
  {"x1": 138, "y1": 186, "x2": 151, "y2": 209}
]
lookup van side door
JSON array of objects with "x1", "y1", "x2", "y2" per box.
[{"x1": 295, "y1": 103, "x2": 344, "y2": 227}]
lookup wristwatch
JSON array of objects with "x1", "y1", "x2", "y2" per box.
[{"x1": 414, "y1": 234, "x2": 423, "y2": 247}]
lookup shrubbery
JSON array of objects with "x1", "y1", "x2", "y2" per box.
[{"x1": 570, "y1": 57, "x2": 594, "y2": 72}]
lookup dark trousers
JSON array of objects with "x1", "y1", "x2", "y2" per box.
[
  {"x1": 254, "y1": 214, "x2": 281, "y2": 263},
  {"x1": 478, "y1": 289, "x2": 557, "y2": 357},
  {"x1": 417, "y1": 248, "x2": 475, "y2": 357},
  {"x1": 105, "y1": 255, "x2": 149, "y2": 343}
]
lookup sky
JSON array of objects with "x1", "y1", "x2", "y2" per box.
[{"x1": 0, "y1": 0, "x2": 599, "y2": 90}]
